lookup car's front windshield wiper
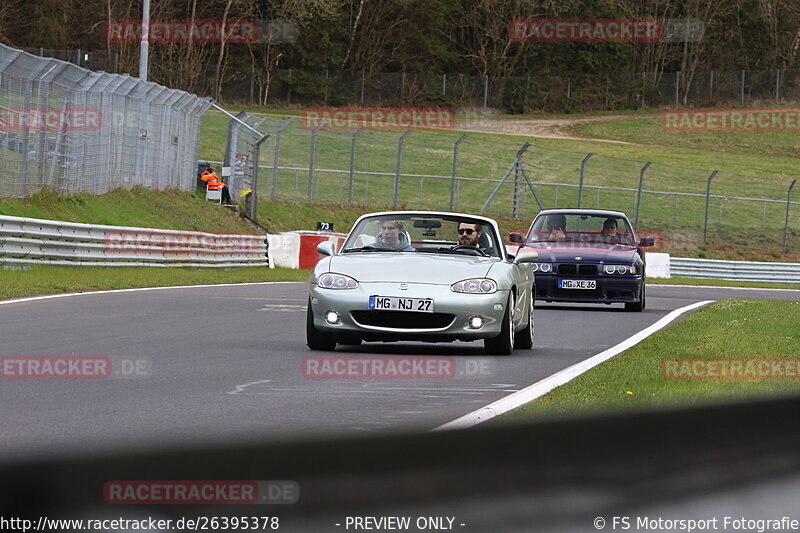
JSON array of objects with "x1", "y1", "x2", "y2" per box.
[{"x1": 342, "y1": 245, "x2": 399, "y2": 253}]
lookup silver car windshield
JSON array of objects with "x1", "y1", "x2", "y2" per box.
[{"x1": 341, "y1": 214, "x2": 502, "y2": 257}]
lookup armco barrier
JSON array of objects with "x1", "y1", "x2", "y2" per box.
[
  {"x1": 0, "y1": 215, "x2": 268, "y2": 267},
  {"x1": 671, "y1": 256, "x2": 800, "y2": 283}
]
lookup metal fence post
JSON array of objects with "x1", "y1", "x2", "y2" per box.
[
  {"x1": 776, "y1": 69, "x2": 781, "y2": 101},
  {"x1": 674, "y1": 71, "x2": 680, "y2": 107},
  {"x1": 483, "y1": 74, "x2": 489, "y2": 110},
  {"x1": 250, "y1": 133, "x2": 271, "y2": 219},
  {"x1": 393, "y1": 130, "x2": 413, "y2": 208},
  {"x1": 703, "y1": 170, "x2": 719, "y2": 243},
  {"x1": 577, "y1": 152, "x2": 594, "y2": 208},
  {"x1": 480, "y1": 142, "x2": 531, "y2": 213},
  {"x1": 784, "y1": 179, "x2": 797, "y2": 253},
  {"x1": 307, "y1": 122, "x2": 325, "y2": 200},
  {"x1": 450, "y1": 134, "x2": 468, "y2": 211},
  {"x1": 634, "y1": 161, "x2": 652, "y2": 229},
  {"x1": 271, "y1": 118, "x2": 293, "y2": 200},
  {"x1": 348, "y1": 126, "x2": 365, "y2": 204}
]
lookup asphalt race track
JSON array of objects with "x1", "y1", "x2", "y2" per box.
[{"x1": 1, "y1": 282, "x2": 798, "y2": 462}]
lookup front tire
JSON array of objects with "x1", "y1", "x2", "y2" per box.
[
  {"x1": 484, "y1": 293, "x2": 515, "y2": 355},
  {"x1": 625, "y1": 284, "x2": 646, "y2": 312},
  {"x1": 306, "y1": 298, "x2": 337, "y2": 350},
  {"x1": 515, "y1": 292, "x2": 534, "y2": 350}
]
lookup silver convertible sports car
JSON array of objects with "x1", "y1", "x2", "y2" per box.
[{"x1": 306, "y1": 211, "x2": 539, "y2": 355}]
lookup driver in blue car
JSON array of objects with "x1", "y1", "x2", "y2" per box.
[
  {"x1": 457, "y1": 222, "x2": 496, "y2": 256},
  {"x1": 376, "y1": 219, "x2": 415, "y2": 251}
]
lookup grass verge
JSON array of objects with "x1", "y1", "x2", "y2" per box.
[
  {"x1": 0, "y1": 266, "x2": 310, "y2": 301},
  {"x1": 0, "y1": 187, "x2": 256, "y2": 235},
  {"x1": 501, "y1": 299, "x2": 800, "y2": 422}
]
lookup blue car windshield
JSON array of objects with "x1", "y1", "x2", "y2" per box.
[
  {"x1": 342, "y1": 215, "x2": 501, "y2": 257},
  {"x1": 527, "y1": 214, "x2": 634, "y2": 246}
]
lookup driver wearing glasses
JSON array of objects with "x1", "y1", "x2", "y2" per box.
[{"x1": 457, "y1": 222, "x2": 496, "y2": 256}]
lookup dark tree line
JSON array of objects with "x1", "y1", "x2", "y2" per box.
[{"x1": 3, "y1": 0, "x2": 800, "y2": 108}]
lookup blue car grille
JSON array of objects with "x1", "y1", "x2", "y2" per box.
[{"x1": 557, "y1": 264, "x2": 598, "y2": 276}]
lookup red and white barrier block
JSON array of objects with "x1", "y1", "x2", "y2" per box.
[{"x1": 267, "y1": 231, "x2": 347, "y2": 269}]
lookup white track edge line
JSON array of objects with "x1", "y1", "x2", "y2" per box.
[
  {"x1": 0, "y1": 281, "x2": 305, "y2": 306},
  {"x1": 434, "y1": 299, "x2": 715, "y2": 431}
]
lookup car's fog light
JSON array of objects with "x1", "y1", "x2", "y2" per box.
[
  {"x1": 468, "y1": 315, "x2": 484, "y2": 329},
  {"x1": 325, "y1": 311, "x2": 340, "y2": 324}
]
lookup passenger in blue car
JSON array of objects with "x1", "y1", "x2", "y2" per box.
[{"x1": 546, "y1": 214, "x2": 568, "y2": 241}]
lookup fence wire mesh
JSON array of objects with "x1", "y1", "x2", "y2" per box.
[
  {"x1": 0, "y1": 44, "x2": 212, "y2": 198},
  {"x1": 228, "y1": 113, "x2": 799, "y2": 255}
]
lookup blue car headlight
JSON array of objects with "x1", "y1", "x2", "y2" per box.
[
  {"x1": 451, "y1": 278, "x2": 498, "y2": 294},
  {"x1": 318, "y1": 273, "x2": 359, "y2": 289},
  {"x1": 604, "y1": 265, "x2": 637, "y2": 275},
  {"x1": 531, "y1": 263, "x2": 552, "y2": 273}
]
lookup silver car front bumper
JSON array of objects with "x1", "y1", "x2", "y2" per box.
[{"x1": 310, "y1": 282, "x2": 510, "y2": 342}]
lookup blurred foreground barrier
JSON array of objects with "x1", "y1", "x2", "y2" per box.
[{"x1": 0, "y1": 215, "x2": 268, "y2": 267}]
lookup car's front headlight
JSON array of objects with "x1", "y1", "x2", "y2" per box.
[
  {"x1": 451, "y1": 278, "x2": 498, "y2": 294},
  {"x1": 604, "y1": 265, "x2": 637, "y2": 275},
  {"x1": 531, "y1": 262, "x2": 552, "y2": 273},
  {"x1": 317, "y1": 273, "x2": 359, "y2": 289}
]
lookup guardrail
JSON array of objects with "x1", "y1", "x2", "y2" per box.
[
  {"x1": 0, "y1": 215, "x2": 268, "y2": 268},
  {"x1": 671, "y1": 256, "x2": 800, "y2": 283}
]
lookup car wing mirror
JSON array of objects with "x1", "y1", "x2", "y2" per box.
[
  {"x1": 509, "y1": 232, "x2": 524, "y2": 244},
  {"x1": 317, "y1": 241, "x2": 336, "y2": 256},
  {"x1": 638, "y1": 236, "x2": 655, "y2": 247},
  {"x1": 513, "y1": 251, "x2": 538, "y2": 264}
]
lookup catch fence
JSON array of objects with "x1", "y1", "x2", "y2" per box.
[
  {"x1": 222, "y1": 115, "x2": 799, "y2": 254},
  {"x1": 0, "y1": 44, "x2": 212, "y2": 198}
]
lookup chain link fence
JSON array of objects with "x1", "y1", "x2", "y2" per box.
[
  {"x1": 0, "y1": 44, "x2": 212, "y2": 198},
  {"x1": 223, "y1": 114, "x2": 798, "y2": 254}
]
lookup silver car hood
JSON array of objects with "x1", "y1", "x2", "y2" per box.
[{"x1": 328, "y1": 253, "x2": 499, "y2": 284}]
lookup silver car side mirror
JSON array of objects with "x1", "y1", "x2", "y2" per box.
[
  {"x1": 317, "y1": 241, "x2": 336, "y2": 257},
  {"x1": 513, "y1": 251, "x2": 538, "y2": 264}
]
